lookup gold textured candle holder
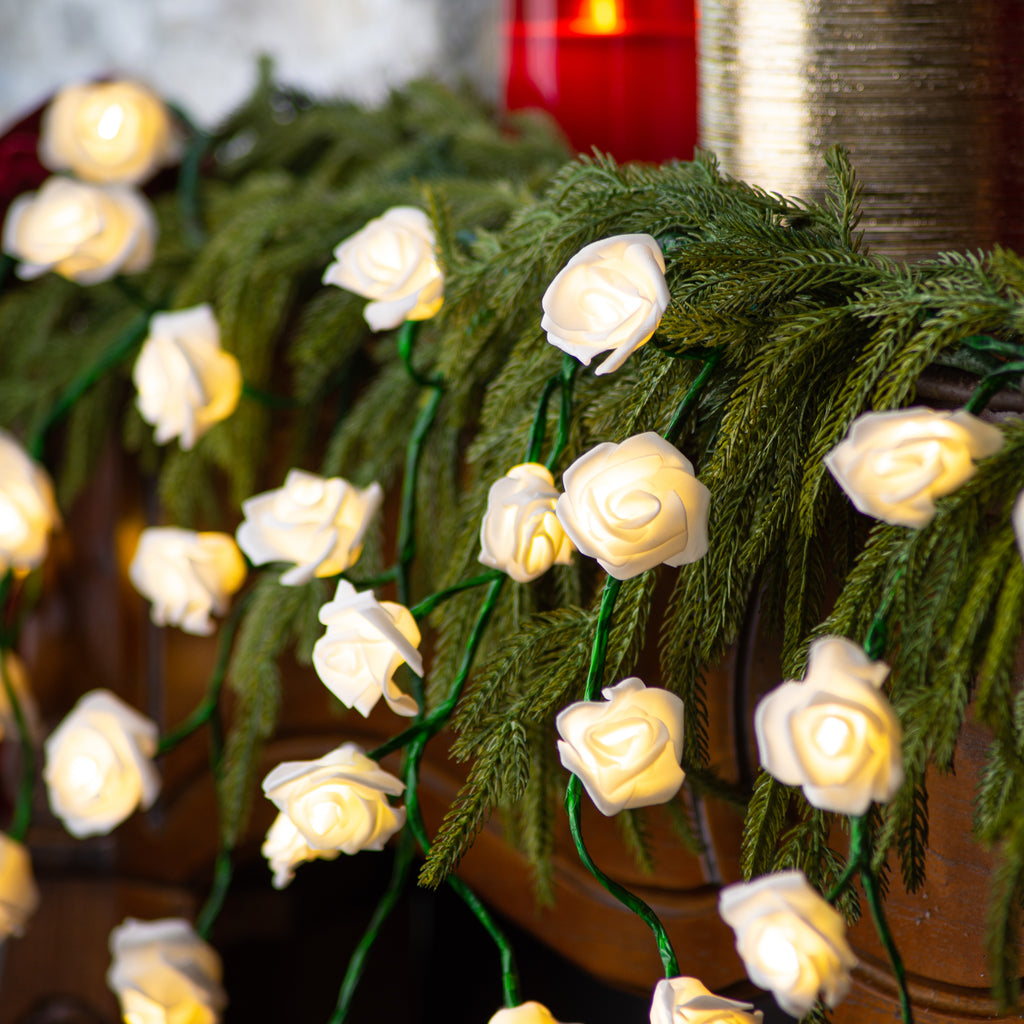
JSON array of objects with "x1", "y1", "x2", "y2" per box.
[{"x1": 698, "y1": 0, "x2": 1024, "y2": 259}]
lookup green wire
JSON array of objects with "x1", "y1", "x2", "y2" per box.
[
  {"x1": 28, "y1": 312, "x2": 151, "y2": 460},
  {"x1": 0, "y1": 634, "x2": 35, "y2": 843}
]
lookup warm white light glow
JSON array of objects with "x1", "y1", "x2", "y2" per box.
[
  {"x1": 0, "y1": 498, "x2": 26, "y2": 544},
  {"x1": 755, "y1": 926, "x2": 800, "y2": 980},
  {"x1": 815, "y1": 715, "x2": 850, "y2": 758},
  {"x1": 68, "y1": 753, "x2": 103, "y2": 797},
  {"x1": 556, "y1": 677, "x2": 685, "y2": 816},
  {"x1": 309, "y1": 800, "x2": 339, "y2": 837},
  {"x1": 97, "y1": 103, "x2": 126, "y2": 141}
]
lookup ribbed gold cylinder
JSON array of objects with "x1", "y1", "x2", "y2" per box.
[{"x1": 698, "y1": 0, "x2": 1024, "y2": 259}]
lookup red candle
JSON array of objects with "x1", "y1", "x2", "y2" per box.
[{"x1": 503, "y1": 0, "x2": 697, "y2": 164}]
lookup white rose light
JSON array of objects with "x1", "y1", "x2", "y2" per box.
[
  {"x1": 556, "y1": 677, "x2": 685, "y2": 815},
  {"x1": 107, "y1": 918, "x2": 226, "y2": 1024},
  {"x1": 556, "y1": 432, "x2": 710, "y2": 580},
  {"x1": 236, "y1": 469, "x2": 383, "y2": 586},
  {"x1": 541, "y1": 234, "x2": 669, "y2": 375},
  {"x1": 0, "y1": 430, "x2": 59, "y2": 576},
  {"x1": 261, "y1": 810, "x2": 339, "y2": 890},
  {"x1": 755, "y1": 636, "x2": 903, "y2": 816},
  {"x1": 649, "y1": 976, "x2": 764, "y2": 1024},
  {"x1": 719, "y1": 870, "x2": 857, "y2": 1018},
  {"x1": 129, "y1": 528, "x2": 246, "y2": 636},
  {"x1": 262, "y1": 742, "x2": 406, "y2": 855},
  {"x1": 479, "y1": 463, "x2": 574, "y2": 583},
  {"x1": 312, "y1": 580, "x2": 423, "y2": 718},
  {"x1": 0, "y1": 834, "x2": 40, "y2": 941},
  {"x1": 825, "y1": 406, "x2": 1004, "y2": 528},
  {"x1": 44, "y1": 690, "x2": 159, "y2": 838},
  {"x1": 133, "y1": 305, "x2": 242, "y2": 451},
  {"x1": 2, "y1": 177, "x2": 157, "y2": 284},
  {"x1": 488, "y1": 1001, "x2": 579, "y2": 1024},
  {"x1": 1012, "y1": 489, "x2": 1024, "y2": 563},
  {"x1": 39, "y1": 80, "x2": 182, "y2": 185},
  {"x1": 323, "y1": 206, "x2": 444, "y2": 331}
]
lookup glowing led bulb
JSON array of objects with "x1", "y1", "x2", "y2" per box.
[
  {"x1": 309, "y1": 799, "x2": 340, "y2": 837},
  {"x1": 756, "y1": 926, "x2": 800, "y2": 981},
  {"x1": 68, "y1": 753, "x2": 103, "y2": 797},
  {"x1": 97, "y1": 103, "x2": 126, "y2": 141},
  {"x1": 814, "y1": 714, "x2": 851, "y2": 758},
  {"x1": 0, "y1": 497, "x2": 27, "y2": 544}
]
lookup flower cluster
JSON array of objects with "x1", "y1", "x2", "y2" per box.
[
  {"x1": 261, "y1": 742, "x2": 406, "y2": 880},
  {"x1": 2, "y1": 79, "x2": 176, "y2": 283}
]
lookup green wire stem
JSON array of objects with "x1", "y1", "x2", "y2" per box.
[
  {"x1": 663, "y1": 349, "x2": 722, "y2": 446},
  {"x1": 823, "y1": 580, "x2": 913, "y2": 1021},
  {"x1": 564, "y1": 775, "x2": 679, "y2": 978},
  {"x1": 0, "y1": 253, "x2": 14, "y2": 294},
  {"x1": 28, "y1": 311, "x2": 151, "y2": 459},
  {"x1": 562, "y1": 574, "x2": 681, "y2": 978},
  {"x1": 369, "y1": 575, "x2": 506, "y2": 763},
  {"x1": 195, "y1": 847, "x2": 233, "y2": 941},
  {"x1": 544, "y1": 356, "x2": 579, "y2": 472},
  {"x1": 827, "y1": 816, "x2": 913, "y2": 1024},
  {"x1": 242, "y1": 382, "x2": 303, "y2": 409},
  {"x1": 397, "y1": 320, "x2": 442, "y2": 388},
  {"x1": 0, "y1": 635, "x2": 36, "y2": 844},
  {"x1": 155, "y1": 592, "x2": 251, "y2": 757},
  {"x1": 528, "y1": 355, "x2": 578, "y2": 466},
  {"x1": 396, "y1": 385, "x2": 444, "y2": 608},
  {"x1": 169, "y1": 102, "x2": 210, "y2": 250},
  {"x1": 410, "y1": 570, "x2": 503, "y2": 619},
  {"x1": 345, "y1": 567, "x2": 398, "y2": 589},
  {"x1": 404, "y1": 734, "x2": 521, "y2": 1008},
  {"x1": 154, "y1": 594, "x2": 249, "y2": 939},
  {"x1": 327, "y1": 828, "x2": 417, "y2": 1024}
]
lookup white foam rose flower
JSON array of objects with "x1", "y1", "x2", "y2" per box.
[
  {"x1": 312, "y1": 580, "x2": 423, "y2": 718},
  {"x1": 556, "y1": 432, "x2": 710, "y2": 580},
  {"x1": 236, "y1": 469, "x2": 383, "y2": 586},
  {"x1": 541, "y1": 234, "x2": 669, "y2": 375},
  {"x1": 108, "y1": 918, "x2": 226, "y2": 1024},
  {"x1": 825, "y1": 406, "x2": 1004, "y2": 528},
  {"x1": 650, "y1": 977, "x2": 763, "y2": 1024},
  {"x1": 39, "y1": 80, "x2": 182, "y2": 185},
  {"x1": 44, "y1": 690, "x2": 159, "y2": 838},
  {"x1": 262, "y1": 743, "x2": 405, "y2": 855},
  {"x1": 755, "y1": 636, "x2": 903, "y2": 816},
  {"x1": 488, "y1": 1002, "x2": 580, "y2": 1024},
  {"x1": 1014, "y1": 490, "x2": 1024, "y2": 563},
  {"x1": 0, "y1": 429, "x2": 59, "y2": 576},
  {"x1": 133, "y1": 305, "x2": 242, "y2": 451},
  {"x1": 2, "y1": 176, "x2": 156, "y2": 284},
  {"x1": 129, "y1": 528, "x2": 246, "y2": 636},
  {"x1": 556, "y1": 677, "x2": 685, "y2": 815},
  {"x1": 323, "y1": 206, "x2": 444, "y2": 331},
  {"x1": 719, "y1": 871, "x2": 857, "y2": 1018},
  {"x1": 0, "y1": 834, "x2": 40, "y2": 941},
  {"x1": 261, "y1": 811, "x2": 339, "y2": 889},
  {"x1": 479, "y1": 463, "x2": 574, "y2": 583}
]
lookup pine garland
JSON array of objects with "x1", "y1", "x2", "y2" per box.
[{"x1": 6, "y1": 70, "x2": 1024, "y2": 1015}]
